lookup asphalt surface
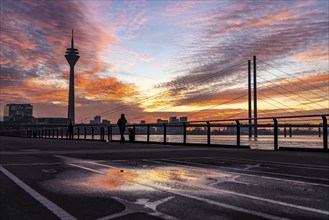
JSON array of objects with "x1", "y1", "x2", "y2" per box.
[{"x1": 0, "y1": 136, "x2": 328, "y2": 220}]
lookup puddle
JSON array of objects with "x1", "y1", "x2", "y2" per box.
[{"x1": 78, "y1": 166, "x2": 235, "y2": 192}]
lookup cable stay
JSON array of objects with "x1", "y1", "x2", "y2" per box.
[
  {"x1": 258, "y1": 66, "x2": 328, "y2": 101},
  {"x1": 258, "y1": 59, "x2": 328, "y2": 93},
  {"x1": 257, "y1": 75, "x2": 327, "y2": 114}
]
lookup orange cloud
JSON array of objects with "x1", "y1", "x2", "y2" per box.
[{"x1": 289, "y1": 50, "x2": 329, "y2": 62}]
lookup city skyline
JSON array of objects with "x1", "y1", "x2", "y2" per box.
[{"x1": 1, "y1": 0, "x2": 328, "y2": 123}]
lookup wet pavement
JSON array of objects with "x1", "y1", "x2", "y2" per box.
[{"x1": 0, "y1": 136, "x2": 329, "y2": 220}]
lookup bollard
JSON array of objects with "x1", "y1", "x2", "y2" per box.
[
  {"x1": 273, "y1": 118, "x2": 278, "y2": 150},
  {"x1": 183, "y1": 123, "x2": 187, "y2": 144},
  {"x1": 91, "y1": 127, "x2": 94, "y2": 140},
  {"x1": 77, "y1": 127, "x2": 80, "y2": 140},
  {"x1": 236, "y1": 120, "x2": 240, "y2": 147},
  {"x1": 207, "y1": 122, "x2": 211, "y2": 145},
  {"x1": 107, "y1": 126, "x2": 112, "y2": 142}
]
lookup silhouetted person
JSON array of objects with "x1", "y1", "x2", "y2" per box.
[
  {"x1": 68, "y1": 122, "x2": 74, "y2": 139},
  {"x1": 117, "y1": 114, "x2": 127, "y2": 144}
]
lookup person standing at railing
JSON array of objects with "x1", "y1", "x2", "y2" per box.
[
  {"x1": 68, "y1": 123, "x2": 74, "y2": 139},
  {"x1": 117, "y1": 114, "x2": 127, "y2": 144}
]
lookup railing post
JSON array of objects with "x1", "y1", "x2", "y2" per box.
[
  {"x1": 107, "y1": 126, "x2": 111, "y2": 142},
  {"x1": 163, "y1": 123, "x2": 167, "y2": 144},
  {"x1": 66, "y1": 128, "x2": 68, "y2": 139},
  {"x1": 61, "y1": 128, "x2": 63, "y2": 139},
  {"x1": 77, "y1": 127, "x2": 80, "y2": 139},
  {"x1": 56, "y1": 128, "x2": 59, "y2": 139},
  {"x1": 107, "y1": 126, "x2": 110, "y2": 142},
  {"x1": 183, "y1": 123, "x2": 187, "y2": 144},
  {"x1": 109, "y1": 126, "x2": 112, "y2": 141},
  {"x1": 52, "y1": 129, "x2": 55, "y2": 138},
  {"x1": 289, "y1": 125, "x2": 292, "y2": 137},
  {"x1": 322, "y1": 116, "x2": 327, "y2": 151},
  {"x1": 284, "y1": 126, "x2": 287, "y2": 137},
  {"x1": 207, "y1": 121, "x2": 211, "y2": 145},
  {"x1": 318, "y1": 124, "x2": 321, "y2": 137},
  {"x1": 236, "y1": 120, "x2": 240, "y2": 147},
  {"x1": 101, "y1": 127, "x2": 105, "y2": 140},
  {"x1": 133, "y1": 125, "x2": 136, "y2": 142},
  {"x1": 91, "y1": 127, "x2": 94, "y2": 140},
  {"x1": 273, "y1": 118, "x2": 278, "y2": 150},
  {"x1": 84, "y1": 127, "x2": 87, "y2": 140},
  {"x1": 147, "y1": 125, "x2": 150, "y2": 143}
]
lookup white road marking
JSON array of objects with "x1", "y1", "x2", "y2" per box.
[
  {"x1": 96, "y1": 196, "x2": 178, "y2": 220},
  {"x1": 1, "y1": 162, "x2": 64, "y2": 166},
  {"x1": 144, "y1": 159, "x2": 329, "y2": 188},
  {"x1": 68, "y1": 163, "x2": 287, "y2": 220},
  {"x1": 162, "y1": 158, "x2": 329, "y2": 183},
  {"x1": 0, "y1": 165, "x2": 76, "y2": 220},
  {"x1": 91, "y1": 160, "x2": 329, "y2": 216},
  {"x1": 208, "y1": 156, "x2": 329, "y2": 170}
]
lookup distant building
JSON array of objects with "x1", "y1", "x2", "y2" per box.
[
  {"x1": 94, "y1": 115, "x2": 101, "y2": 124},
  {"x1": 4, "y1": 104, "x2": 33, "y2": 123},
  {"x1": 90, "y1": 115, "x2": 101, "y2": 124},
  {"x1": 157, "y1": 119, "x2": 168, "y2": 123},
  {"x1": 140, "y1": 120, "x2": 146, "y2": 124},
  {"x1": 34, "y1": 118, "x2": 69, "y2": 125},
  {"x1": 179, "y1": 117, "x2": 187, "y2": 122},
  {"x1": 169, "y1": 116, "x2": 178, "y2": 123},
  {"x1": 102, "y1": 119, "x2": 110, "y2": 124}
]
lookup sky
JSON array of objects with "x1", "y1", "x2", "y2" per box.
[{"x1": 0, "y1": 0, "x2": 328, "y2": 124}]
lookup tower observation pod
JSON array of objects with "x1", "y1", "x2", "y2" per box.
[{"x1": 65, "y1": 30, "x2": 80, "y2": 124}]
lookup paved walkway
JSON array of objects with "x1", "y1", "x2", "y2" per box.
[{"x1": 1, "y1": 137, "x2": 328, "y2": 219}]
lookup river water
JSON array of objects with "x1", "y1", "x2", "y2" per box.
[{"x1": 80, "y1": 134, "x2": 326, "y2": 150}]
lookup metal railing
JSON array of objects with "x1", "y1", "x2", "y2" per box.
[{"x1": 1, "y1": 114, "x2": 328, "y2": 151}]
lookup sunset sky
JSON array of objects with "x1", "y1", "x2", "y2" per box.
[{"x1": 1, "y1": 0, "x2": 328, "y2": 123}]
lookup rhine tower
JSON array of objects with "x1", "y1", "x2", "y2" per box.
[{"x1": 65, "y1": 30, "x2": 79, "y2": 124}]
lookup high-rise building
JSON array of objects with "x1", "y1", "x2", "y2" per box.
[
  {"x1": 4, "y1": 104, "x2": 33, "y2": 123},
  {"x1": 65, "y1": 30, "x2": 80, "y2": 124},
  {"x1": 179, "y1": 117, "x2": 188, "y2": 122}
]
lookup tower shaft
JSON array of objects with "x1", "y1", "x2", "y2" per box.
[
  {"x1": 68, "y1": 65, "x2": 75, "y2": 124},
  {"x1": 65, "y1": 30, "x2": 79, "y2": 124}
]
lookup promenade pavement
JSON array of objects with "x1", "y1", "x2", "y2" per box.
[{"x1": 0, "y1": 136, "x2": 328, "y2": 220}]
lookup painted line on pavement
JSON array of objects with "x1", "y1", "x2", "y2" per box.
[
  {"x1": 144, "y1": 159, "x2": 329, "y2": 188},
  {"x1": 162, "y1": 158, "x2": 329, "y2": 182},
  {"x1": 68, "y1": 162, "x2": 286, "y2": 220},
  {"x1": 92, "y1": 160, "x2": 329, "y2": 216},
  {"x1": 0, "y1": 165, "x2": 76, "y2": 220}
]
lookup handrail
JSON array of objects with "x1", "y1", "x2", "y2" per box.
[{"x1": 0, "y1": 114, "x2": 328, "y2": 151}]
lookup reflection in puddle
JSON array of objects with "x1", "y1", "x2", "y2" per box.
[{"x1": 80, "y1": 166, "x2": 234, "y2": 192}]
